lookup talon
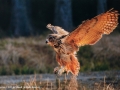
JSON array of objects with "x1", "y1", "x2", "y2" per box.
[
  {"x1": 54, "y1": 66, "x2": 65, "y2": 76},
  {"x1": 54, "y1": 69, "x2": 58, "y2": 74},
  {"x1": 57, "y1": 69, "x2": 63, "y2": 76},
  {"x1": 54, "y1": 67, "x2": 59, "y2": 74}
]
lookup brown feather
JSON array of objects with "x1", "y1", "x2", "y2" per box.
[
  {"x1": 46, "y1": 9, "x2": 119, "y2": 76},
  {"x1": 66, "y1": 9, "x2": 119, "y2": 46}
]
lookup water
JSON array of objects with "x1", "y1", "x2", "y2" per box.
[{"x1": 0, "y1": 71, "x2": 119, "y2": 84}]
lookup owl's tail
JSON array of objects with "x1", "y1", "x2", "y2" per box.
[{"x1": 66, "y1": 54, "x2": 80, "y2": 76}]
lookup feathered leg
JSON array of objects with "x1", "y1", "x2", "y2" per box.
[{"x1": 54, "y1": 54, "x2": 80, "y2": 76}]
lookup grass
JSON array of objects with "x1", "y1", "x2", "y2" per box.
[
  {"x1": 78, "y1": 34, "x2": 120, "y2": 72},
  {"x1": 0, "y1": 36, "x2": 56, "y2": 75},
  {"x1": 0, "y1": 74, "x2": 120, "y2": 90},
  {"x1": 0, "y1": 34, "x2": 119, "y2": 75}
]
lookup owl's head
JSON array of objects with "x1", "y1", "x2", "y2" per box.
[
  {"x1": 46, "y1": 34, "x2": 67, "y2": 48},
  {"x1": 46, "y1": 24, "x2": 68, "y2": 48}
]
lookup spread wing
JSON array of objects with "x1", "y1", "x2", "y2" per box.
[
  {"x1": 65, "y1": 9, "x2": 119, "y2": 46},
  {"x1": 47, "y1": 24, "x2": 69, "y2": 35}
]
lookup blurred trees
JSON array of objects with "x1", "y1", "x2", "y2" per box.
[
  {"x1": 0, "y1": 0, "x2": 11, "y2": 36},
  {"x1": 10, "y1": 0, "x2": 32, "y2": 36},
  {"x1": 54, "y1": 0, "x2": 73, "y2": 31},
  {"x1": 31, "y1": 0, "x2": 55, "y2": 33},
  {"x1": 0, "y1": 0, "x2": 119, "y2": 37},
  {"x1": 97, "y1": 0, "x2": 107, "y2": 14},
  {"x1": 72, "y1": 0, "x2": 97, "y2": 26}
]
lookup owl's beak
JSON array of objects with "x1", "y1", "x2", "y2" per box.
[
  {"x1": 45, "y1": 39, "x2": 49, "y2": 44},
  {"x1": 46, "y1": 41, "x2": 48, "y2": 43}
]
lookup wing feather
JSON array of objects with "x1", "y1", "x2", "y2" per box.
[
  {"x1": 65, "y1": 9, "x2": 119, "y2": 46},
  {"x1": 47, "y1": 24, "x2": 69, "y2": 35}
]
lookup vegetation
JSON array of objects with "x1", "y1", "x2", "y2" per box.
[
  {"x1": 0, "y1": 74, "x2": 120, "y2": 90},
  {"x1": 0, "y1": 33, "x2": 119, "y2": 75},
  {"x1": 78, "y1": 33, "x2": 120, "y2": 72},
  {"x1": 0, "y1": 35, "x2": 56, "y2": 75}
]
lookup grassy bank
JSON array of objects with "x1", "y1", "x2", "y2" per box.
[
  {"x1": 0, "y1": 36, "x2": 56, "y2": 75},
  {"x1": 0, "y1": 34, "x2": 120, "y2": 75}
]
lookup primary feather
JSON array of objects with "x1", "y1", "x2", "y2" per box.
[{"x1": 65, "y1": 9, "x2": 119, "y2": 46}]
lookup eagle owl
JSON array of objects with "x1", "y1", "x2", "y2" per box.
[{"x1": 46, "y1": 9, "x2": 119, "y2": 76}]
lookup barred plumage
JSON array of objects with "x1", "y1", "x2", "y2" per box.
[{"x1": 46, "y1": 9, "x2": 119, "y2": 76}]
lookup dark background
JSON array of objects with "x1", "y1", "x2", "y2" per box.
[{"x1": 0, "y1": 0, "x2": 119, "y2": 37}]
